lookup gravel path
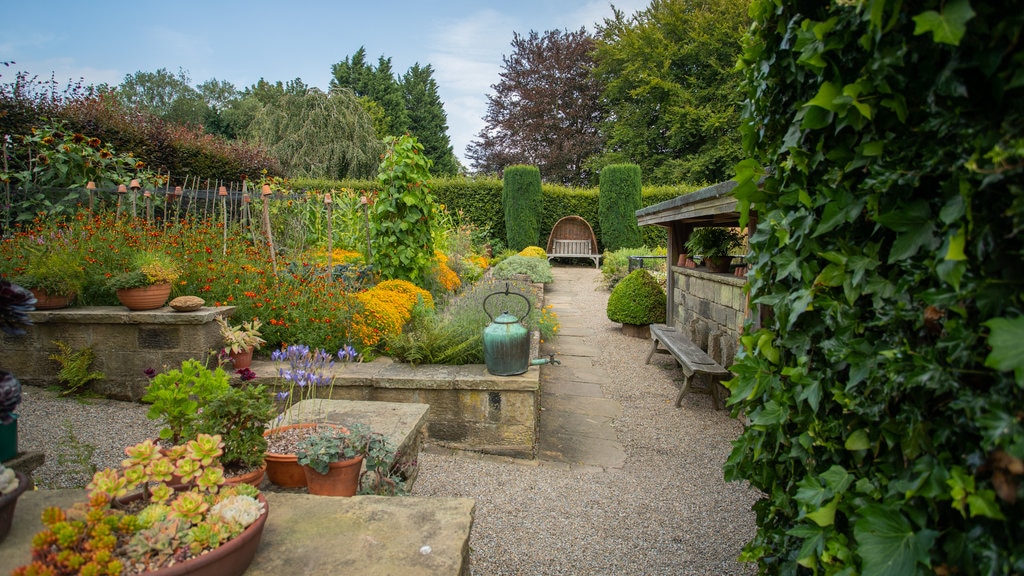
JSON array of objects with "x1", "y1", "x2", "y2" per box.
[{"x1": 16, "y1": 265, "x2": 760, "y2": 575}]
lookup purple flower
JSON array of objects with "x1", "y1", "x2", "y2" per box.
[
  {"x1": 236, "y1": 368, "x2": 257, "y2": 381},
  {"x1": 143, "y1": 367, "x2": 157, "y2": 379}
]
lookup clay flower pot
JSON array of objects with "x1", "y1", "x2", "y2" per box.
[
  {"x1": 29, "y1": 288, "x2": 74, "y2": 310},
  {"x1": 302, "y1": 455, "x2": 364, "y2": 497},
  {"x1": 224, "y1": 463, "x2": 266, "y2": 488},
  {"x1": 264, "y1": 423, "x2": 342, "y2": 488},
  {"x1": 229, "y1": 348, "x2": 254, "y2": 370},
  {"x1": 116, "y1": 283, "x2": 172, "y2": 310},
  {"x1": 0, "y1": 470, "x2": 30, "y2": 545}
]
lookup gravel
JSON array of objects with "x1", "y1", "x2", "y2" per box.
[{"x1": 15, "y1": 265, "x2": 760, "y2": 575}]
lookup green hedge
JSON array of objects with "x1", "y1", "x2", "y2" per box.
[
  {"x1": 598, "y1": 164, "x2": 643, "y2": 251},
  {"x1": 502, "y1": 165, "x2": 542, "y2": 252}
]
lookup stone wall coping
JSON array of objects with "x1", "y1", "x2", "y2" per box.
[
  {"x1": 26, "y1": 305, "x2": 236, "y2": 325},
  {"x1": 672, "y1": 265, "x2": 746, "y2": 287}
]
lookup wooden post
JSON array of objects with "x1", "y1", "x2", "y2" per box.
[
  {"x1": 325, "y1": 192, "x2": 334, "y2": 282},
  {"x1": 262, "y1": 184, "x2": 277, "y2": 277}
]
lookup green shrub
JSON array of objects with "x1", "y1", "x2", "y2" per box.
[
  {"x1": 598, "y1": 164, "x2": 643, "y2": 251},
  {"x1": 605, "y1": 269, "x2": 665, "y2": 325},
  {"x1": 492, "y1": 255, "x2": 554, "y2": 284},
  {"x1": 502, "y1": 165, "x2": 542, "y2": 251},
  {"x1": 726, "y1": 2, "x2": 1024, "y2": 574},
  {"x1": 518, "y1": 246, "x2": 547, "y2": 258}
]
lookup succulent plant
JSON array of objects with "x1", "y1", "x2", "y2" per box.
[
  {"x1": 0, "y1": 370, "x2": 22, "y2": 425},
  {"x1": 0, "y1": 463, "x2": 19, "y2": 494}
]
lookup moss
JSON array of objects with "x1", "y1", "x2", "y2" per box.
[{"x1": 605, "y1": 269, "x2": 666, "y2": 325}]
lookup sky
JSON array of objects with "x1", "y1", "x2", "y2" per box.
[{"x1": 1, "y1": 0, "x2": 651, "y2": 168}]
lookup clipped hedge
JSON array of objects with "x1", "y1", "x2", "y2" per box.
[
  {"x1": 727, "y1": 2, "x2": 1024, "y2": 574},
  {"x1": 605, "y1": 269, "x2": 666, "y2": 325},
  {"x1": 502, "y1": 165, "x2": 543, "y2": 252},
  {"x1": 598, "y1": 164, "x2": 643, "y2": 251}
]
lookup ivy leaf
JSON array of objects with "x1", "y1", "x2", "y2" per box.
[
  {"x1": 887, "y1": 222, "x2": 935, "y2": 263},
  {"x1": 943, "y1": 228, "x2": 967, "y2": 261},
  {"x1": 966, "y1": 490, "x2": 1006, "y2": 520},
  {"x1": 804, "y1": 81, "x2": 842, "y2": 112},
  {"x1": 845, "y1": 428, "x2": 871, "y2": 450},
  {"x1": 854, "y1": 505, "x2": 936, "y2": 576},
  {"x1": 806, "y1": 498, "x2": 838, "y2": 527},
  {"x1": 983, "y1": 316, "x2": 1024, "y2": 384},
  {"x1": 912, "y1": 0, "x2": 976, "y2": 45}
]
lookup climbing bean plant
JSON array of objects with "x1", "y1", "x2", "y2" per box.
[
  {"x1": 370, "y1": 134, "x2": 436, "y2": 285},
  {"x1": 726, "y1": 2, "x2": 1023, "y2": 575}
]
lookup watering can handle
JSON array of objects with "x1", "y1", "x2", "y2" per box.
[{"x1": 483, "y1": 282, "x2": 531, "y2": 323}]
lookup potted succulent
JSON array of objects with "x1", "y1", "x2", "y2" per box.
[
  {"x1": 217, "y1": 317, "x2": 267, "y2": 370},
  {"x1": 13, "y1": 249, "x2": 86, "y2": 309},
  {"x1": 106, "y1": 250, "x2": 181, "y2": 310},
  {"x1": 11, "y1": 434, "x2": 269, "y2": 576},
  {"x1": 143, "y1": 360, "x2": 275, "y2": 486},
  {"x1": 295, "y1": 423, "x2": 398, "y2": 497},
  {"x1": 0, "y1": 280, "x2": 33, "y2": 461},
  {"x1": 0, "y1": 461, "x2": 30, "y2": 545},
  {"x1": 684, "y1": 227, "x2": 745, "y2": 273}
]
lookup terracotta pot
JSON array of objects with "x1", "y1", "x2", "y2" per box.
[
  {"x1": 621, "y1": 323, "x2": 651, "y2": 339},
  {"x1": 116, "y1": 283, "x2": 172, "y2": 311},
  {"x1": 229, "y1": 348, "x2": 253, "y2": 370},
  {"x1": 0, "y1": 470, "x2": 30, "y2": 545},
  {"x1": 122, "y1": 492, "x2": 268, "y2": 576},
  {"x1": 302, "y1": 455, "x2": 364, "y2": 497},
  {"x1": 263, "y1": 423, "x2": 343, "y2": 488},
  {"x1": 704, "y1": 256, "x2": 733, "y2": 273},
  {"x1": 224, "y1": 463, "x2": 266, "y2": 488},
  {"x1": 29, "y1": 288, "x2": 74, "y2": 310}
]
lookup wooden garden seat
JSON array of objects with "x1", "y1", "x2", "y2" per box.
[
  {"x1": 546, "y1": 215, "x2": 602, "y2": 268},
  {"x1": 645, "y1": 323, "x2": 732, "y2": 409}
]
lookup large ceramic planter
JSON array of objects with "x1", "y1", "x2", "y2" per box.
[
  {"x1": 302, "y1": 455, "x2": 364, "y2": 497},
  {"x1": 116, "y1": 283, "x2": 172, "y2": 311},
  {"x1": 0, "y1": 471, "x2": 31, "y2": 545},
  {"x1": 229, "y1": 348, "x2": 254, "y2": 370},
  {"x1": 135, "y1": 492, "x2": 268, "y2": 576},
  {"x1": 620, "y1": 323, "x2": 651, "y2": 339},
  {"x1": 29, "y1": 288, "x2": 74, "y2": 310},
  {"x1": 263, "y1": 423, "x2": 342, "y2": 488},
  {"x1": 0, "y1": 416, "x2": 17, "y2": 462}
]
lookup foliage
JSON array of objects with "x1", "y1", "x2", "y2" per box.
[
  {"x1": 331, "y1": 48, "x2": 410, "y2": 138},
  {"x1": 387, "y1": 277, "x2": 555, "y2": 365},
  {"x1": 598, "y1": 164, "x2": 643, "y2": 251},
  {"x1": 591, "y1": 0, "x2": 749, "y2": 185},
  {"x1": 467, "y1": 28, "x2": 604, "y2": 186},
  {"x1": 142, "y1": 359, "x2": 233, "y2": 445},
  {"x1": 605, "y1": 269, "x2": 665, "y2": 325},
  {"x1": 518, "y1": 246, "x2": 547, "y2": 258},
  {"x1": 193, "y1": 383, "x2": 275, "y2": 471},
  {"x1": 243, "y1": 86, "x2": 381, "y2": 180},
  {"x1": 216, "y1": 317, "x2": 267, "y2": 355},
  {"x1": 105, "y1": 249, "x2": 181, "y2": 290},
  {"x1": 503, "y1": 165, "x2": 543, "y2": 251},
  {"x1": 11, "y1": 434, "x2": 265, "y2": 576},
  {"x1": 270, "y1": 344, "x2": 359, "y2": 425},
  {"x1": 600, "y1": 246, "x2": 667, "y2": 289},
  {"x1": 684, "y1": 227, "x2": 744, "y2": 257},
  {"x1": 48, "y1": 340, "x2": 104, "y2": 397},
  {"x1": 295, "y1": 423, "x2": 406, "y2": 496},
  {"x1": 370, "y1": 134, "x2": 436, "y2": 285},
  {"x1": 0, "y1": 369, "x2": 21, "y2": 424},
  {"x1": 726, "y1": 2, "x2": 1024, "y2": 574},
  {"x1": 492, "y1": 255, "x2": 554, "y2": 284},
  {"x1": 13, "y1": 243, "x2": 86, "y2": 296}
]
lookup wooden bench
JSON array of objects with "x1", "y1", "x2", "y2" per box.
[
  {"x1": 546, "y1": 215, "x2": 602, "y2": 268},
  {"x1": 645, "y1": 323, "x2": 732, "y2": 409}
]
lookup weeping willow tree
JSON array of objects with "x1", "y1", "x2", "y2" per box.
[{"x1": 244, "y1": 86, "x2": 383, "y2": 179}]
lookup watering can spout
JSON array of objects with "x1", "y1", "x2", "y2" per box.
[{"x1": 531, "y1": 353, "x2": 560, "y2": 366}]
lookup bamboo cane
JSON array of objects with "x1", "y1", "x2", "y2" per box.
[
  {"x1": 262, "y1": 184, "x2": 277, "y2": 277},
  {"x1": 325, "y1": 192, "x2": 334, "y2": 282}
]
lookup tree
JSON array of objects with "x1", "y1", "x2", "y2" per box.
[
  {"x1": 243, "y1": 85, "x2": 381, "y2": 180},
  {"x1": 331, "y1": 49, "x2": 408, "y2": 138},
  {"x1": 403, "y1": 63, "x2": 458, "y2": 176},
  {"x1": 114, "y1": 68, "x2": 207, "y2": 126},
  {"x1": 592, "y1": 0, "x2": 749, "y2": 185},
  {"x1": 726, "y1": 1, "x2": 1024, "y2": 574},
  {"x1": 467, "y1": 28, "x2": 605, "y2": 187},
  {"x1": 502, "y1": 165, "x2": 542, "y2": 251},
  {"x1": 196, "y1": 78, "x2": 240, "y2": 138}
]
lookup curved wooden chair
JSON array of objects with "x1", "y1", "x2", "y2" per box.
[{"x1": 545, "y1": 215, "x2": 601, "y2": 268}]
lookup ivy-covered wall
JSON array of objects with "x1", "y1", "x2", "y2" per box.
[{"x1": 727, "y1": 2, "x2": 1023, "y2": 574}]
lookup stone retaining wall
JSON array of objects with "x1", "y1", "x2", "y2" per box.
[
  {"x1": 0, "y1": 306, "x2": 234, "y2": 400},
  {"x1": 672, "y1": 266, "x2": 747, "y2": 346}
]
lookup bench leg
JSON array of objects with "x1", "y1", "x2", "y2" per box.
[
  {"x1": 674, "y1": 374, "x2": 692, "y2": 407},
  {"x1": 644, "y1": 337, "x2": 661, "y2": 364}
]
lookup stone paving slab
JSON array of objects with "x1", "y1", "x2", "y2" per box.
[
  {"x1": 541, "y1": 393, "x2": 623, "y2": 419},
  {"x1": 537, "y1": 431, "x2": 626, "y2": 469},
  {"x1": 546, "y1": 337, "x2": 597, "y2": 358},
  {"x1": 539, "y1": 379, "x2": 604, "y2": 397},
  {"x1": 538, "y1": 409, "x2": 620, "y2": 441},
  {"x1": 0, "y1": 490, "x2": 474, "y2": 576},
  {"x1": 543, "y1": 364, "x2": 612, "y2": 385}
]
